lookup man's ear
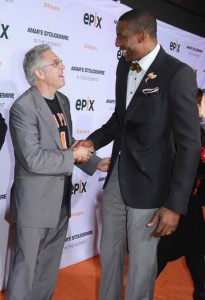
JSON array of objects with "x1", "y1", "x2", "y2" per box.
[
  {"x1": 34, "y1": 69, "x2": 45, "y2": 80},
  {"x1": 137, "y1": 31, "x2": 147, "y2": 43}
]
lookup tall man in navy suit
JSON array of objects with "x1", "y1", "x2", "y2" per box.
[
  {"x1": 5, "y1": 44, "x2": 108, "y2": 300},
  {"x1": 74, "y1": 9, "x2": 201, "y2": 300}
]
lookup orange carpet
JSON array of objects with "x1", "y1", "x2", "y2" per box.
[
  {"x1": 0, "y1": 255, "x2": 194, "y2": 300},
  {"x1": 2, "y1": 206, "x2": 204, "y2": 299}
]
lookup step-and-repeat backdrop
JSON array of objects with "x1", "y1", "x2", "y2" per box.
[{"x1": 0, "y1": 0, "x2": 205, "y2": 290}]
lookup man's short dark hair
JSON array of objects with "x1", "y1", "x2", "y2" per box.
[{"x1": 119, "y1": 9, "x2": 157, "y2": 38}]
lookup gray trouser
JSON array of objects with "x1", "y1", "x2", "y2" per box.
[
  {"x1": 99, "y1": 159, "x2": 160, "y2": 300},
  {"x1": 5, "y1": 205, "x2": 69, "y2": 300}
]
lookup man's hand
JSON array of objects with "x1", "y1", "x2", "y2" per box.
[
  {"x1": 97, "y1": 157, "x2": 111, "y2": 172},
  {"x1": 72, "y1": 140, "x2": 94, "y2": 152},
  {"x1": 147, "y1": 207, "x2": 180, "y2": 237},
  {"x1": 72, "y1": 146, "x2": 93, "y2": 164}
]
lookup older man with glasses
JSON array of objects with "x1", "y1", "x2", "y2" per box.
[{"x1": 5, "y1": 44, "x2": 108, "y2": 300}]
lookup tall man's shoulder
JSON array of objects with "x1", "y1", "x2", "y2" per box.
[{"x1": 165, "y1": 50, "x2": 196, "y2": 75}]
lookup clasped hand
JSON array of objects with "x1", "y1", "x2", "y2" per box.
[
  {"x1": 72, "y1": 140, "x2": 111, "y2": 171},
  {"x1": 72, "y1": 140, "x2": 94, "y2": 164}
]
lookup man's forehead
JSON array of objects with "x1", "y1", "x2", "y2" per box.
[
  {"x1": 116, "y1": 21, "x2": 135, "y2": 36},
  {"x1": 42, "y1": 50, "x2": 58, "y2": 60},
  {"x1": 116, "y1": 21, "x2": 128, "y2": 32}
]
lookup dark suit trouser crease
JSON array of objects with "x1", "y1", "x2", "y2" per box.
[
  {"x1": 5, "y1": 205, "x2": 69, "y2": 300},
  {"x1": 99, "y1": 158, "x2": 160, "y2": 300}
]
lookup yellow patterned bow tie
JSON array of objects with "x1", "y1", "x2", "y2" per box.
[{"x1": 130, "y1": 62, "x2": 142, "y2": 73}]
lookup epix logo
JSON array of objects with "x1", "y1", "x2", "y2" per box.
[
  {"x1": 75, "y1": 97, "x2": 95, "y2": 111},
  {"x1": 170, "y1": 42, "x2": 180, "y2": 52},
  {"x1": 72, "y1": 180, "x2": 87, "y2": 195},
  {"x1": 0, "y1": 24, "x2": 9, "y2": 39},
  {"x1": 84, "y1": 13, "x2": 102, "y2": 28}
]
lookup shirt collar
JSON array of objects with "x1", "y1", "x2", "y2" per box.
[{"x1": 133, "y1": 43, "x2": 160, "y2": 73}]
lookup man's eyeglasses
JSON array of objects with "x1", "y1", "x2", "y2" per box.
[{"x1": 43, "y1": 59, "x2": 63, "y2": 68}]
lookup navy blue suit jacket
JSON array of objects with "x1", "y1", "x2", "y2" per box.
[{"x1": 89, "y1": 47, "x2": 200, "y2": 214}]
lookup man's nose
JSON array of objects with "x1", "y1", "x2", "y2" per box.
[{"x1": 115, "y1": 37, "x2": 120, "y2": 47}]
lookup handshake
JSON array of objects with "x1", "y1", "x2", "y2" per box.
[{"x1": 71, "y1": 139, "x2": 110, "y2": 172}]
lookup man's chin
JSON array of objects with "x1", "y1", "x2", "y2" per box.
[
  {"x1": 121, "y1": 51, "x2": 132, "y2": 62},
  {"x1": 124, "y1": 55, "x2": 132, "y2": 62},
  {"x1": 121, "y1": 50, "x2": 127, "y2": 57}
]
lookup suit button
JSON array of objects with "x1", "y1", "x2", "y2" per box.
[{"x1": 60, "y1": 177, "x2": 64, "y2": 181}]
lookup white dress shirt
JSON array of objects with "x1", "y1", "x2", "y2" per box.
[{"x1": 126, "y1": 43, "x2": 160, "y2": 109}]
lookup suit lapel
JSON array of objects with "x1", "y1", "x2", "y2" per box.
[
  {"x1": 31, "y1": 87, "x2": 62, "y2": 149},
  {"x1": 116, "y1": 58, "x2": 130, "y2": 120}
]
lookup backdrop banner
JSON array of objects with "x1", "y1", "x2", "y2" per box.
[{"x1": 0, "y1": 0, "x2": 205, "y2": 290}]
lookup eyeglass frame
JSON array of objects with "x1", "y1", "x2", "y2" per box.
[{"x1": 41, "y1": 59, "x2": 63, "y2": 68}]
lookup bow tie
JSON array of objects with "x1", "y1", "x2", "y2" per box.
[{"x1": 130, "y1": 62, "x2": 142, "y2": 73}]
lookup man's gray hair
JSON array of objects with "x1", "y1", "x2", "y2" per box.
[{"x1": 23, "y1": 44, "x2": 51, "y2": 86}]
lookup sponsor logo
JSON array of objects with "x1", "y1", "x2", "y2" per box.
[
  {"x1": 72, "y1": 180, "x2": 87, "y2": 194},
  {"x1": 0, "y1": 23, "x2": 9, "y2": 39},
  {"x1": 3, "y1": 0, "x2": 14, "y2": 3},
  {"x1": 75, "y1": 97, "x2": 95, "y2": 111},
  {"x1": 98, "y1": 177, "x2": 106, "y2": 182},
  {"x1": 170, "y1": 41, "x2": 180, "y2": 52},
  {"x1": 76, "y1": 75, "x2": 98, "y2": 82},
  {"x1": 187, "y1": 46, "x2": 203, "y2": 54},
  {"x1": 83, "y1": 13, "x2": 102, "y2": 29},
  {"x1": 76, "y1": 129, "x2": 90, "y2": 135},
  {"x1": 27, "y1": 27, "x2": 69, "y2": 41},
  {"x1": 0, "y1": 93, "x2": 14, "y2": 108},
  {"x1": 84, "y1": 43, "x2": 97, "y2": 51},
  {"x1": 44, "y1": 2, "x2": 60, "y2": 11},
  {"x1": 0, "y1": 103, "x2": 5, "y2": 108},
  {"x1": 70, "y1": 211, "x2": 83, "y2": 218},
  {"x1": 71, "y1": 65, "x2": 105, "y2": 82},
  {"x1": 64, "y1": 239, "x2": 87, "y2": 249},
  {"x1": 0, "y1": 194, "x2": 6, "y2": 200},
  {"x1": 71, "y1": 66, "x2": 105, "y2": 75},
  {"x1": 64, "y1": 230, "x2": 93, "y2": 249},
  {"x1": 106, "y1": 99, "x2": 116, "y2": 111},
  {"x1": 187, "y1": 45, "x2": 203, "y2": 57},
  {"x1": 65, "y1": 230, "x2": 93, "y2": 242},
  {"x1": 0, "y1": 92, "x2": 15, "y2": 99},
  {"x1": 106, "y1": 99, "x2": 115, "y2": 104},
  {"x1": 33, "y1": 39, "x2": 62, "y2": 48}
]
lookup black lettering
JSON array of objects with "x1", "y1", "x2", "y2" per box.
[
  {"x1": 89, "y1": 14, "x2": 94, "y2": 25},
  {"x1": 84, "y1": 13, "x2": 89, "y2": 25},
  {"x1": 89, "y1": 100, "x2": 94, "y2": 111},
  {"x1": 0, "y1": 24, "x2": 9, "y2": 39},
  {"x1": 96, "y1": 16, "x2": 102, "y2": 28},
  {"x1": 75, "y1": 99, "x2": 81, "y2": 111},
  {"x1": 81, "y1": 182, "x2": 87, "y2": 193}
]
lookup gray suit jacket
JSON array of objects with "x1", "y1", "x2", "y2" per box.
[
  {"x1": 9, "y1": 86, "x2": 99, "y2": 228},
  {"x1": 0, "y1": 112, "x2": 7, "y2": 150}
]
